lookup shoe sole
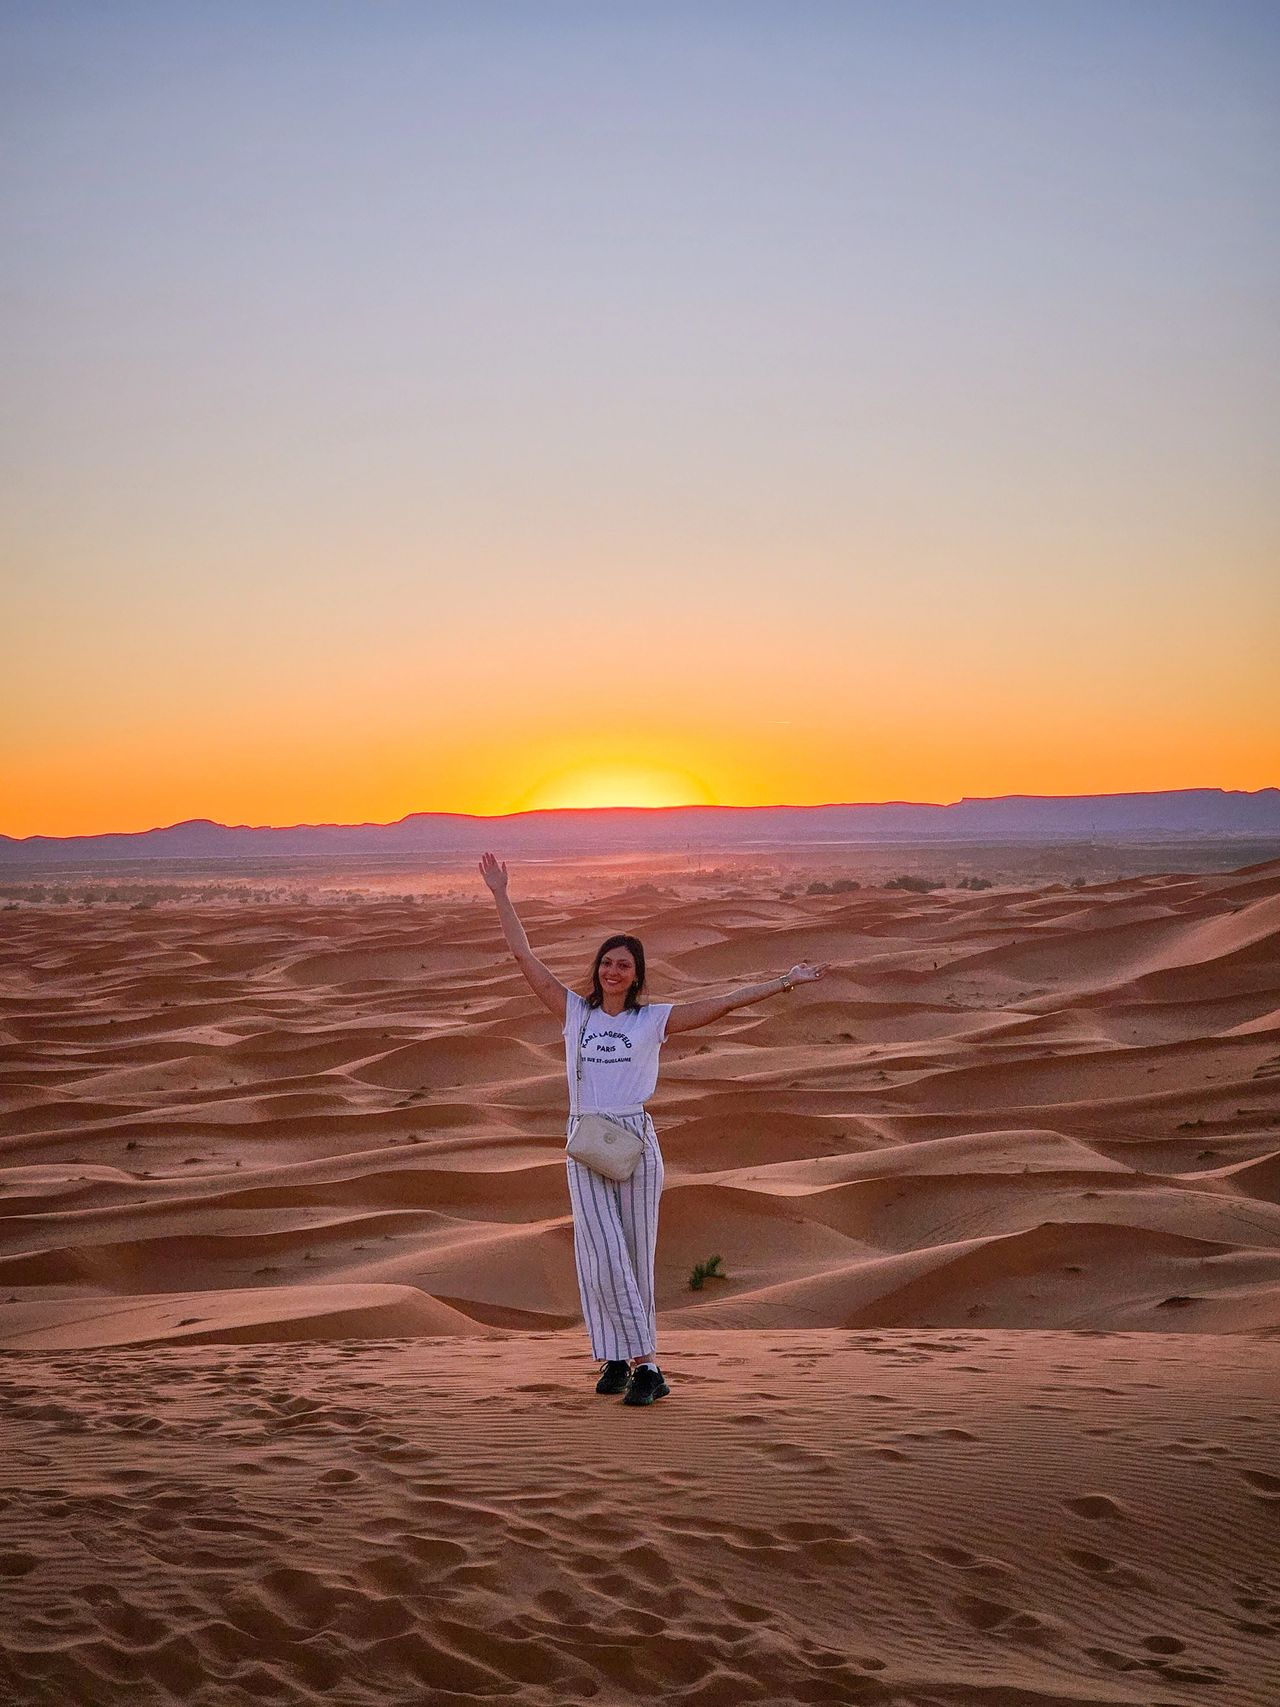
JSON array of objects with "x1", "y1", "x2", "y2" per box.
[{"x1": 595, "y1": 1380, "x2": 629, "y2": 1395}]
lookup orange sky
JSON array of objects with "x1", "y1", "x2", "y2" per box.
[
  {"x1": 5, "y1": 640, "x2": 1276, "y2": 839},
  {"x1": 4, "y1": 461, "x2": 1276, "y2": 839},
  {"x1": 5, "y1": 689, "x2": 1277, "y2": 841},
  {"x1": 3, "y1": 6, "x2": 1277, "y2": 840}
]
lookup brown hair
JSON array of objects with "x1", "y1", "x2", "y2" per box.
[{"x1": 583, "y1": 934, "x2": 646, "y2": 1011}]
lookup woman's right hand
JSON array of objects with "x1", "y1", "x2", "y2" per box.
[{"x1": 479, "y1": 851, "x2": 509, "y2": 894}]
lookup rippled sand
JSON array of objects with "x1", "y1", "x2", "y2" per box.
[{"x1": 2, "y1": 858, "x2": 1278, "y2": 1703}]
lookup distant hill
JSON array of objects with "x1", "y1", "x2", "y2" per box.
[{"x1": 2, "y1": 789, "x2": 1278, "y2": 865}]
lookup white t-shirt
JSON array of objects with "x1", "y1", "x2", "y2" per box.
[{"x1": 563, "y1": 989, "x2": 674, "y2": 1113}]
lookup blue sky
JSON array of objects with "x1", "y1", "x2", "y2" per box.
[{"x1": 2, "y1": 2, "x2": 1277, "y2": 833}]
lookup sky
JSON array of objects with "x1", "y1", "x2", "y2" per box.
[{"x1": 2, "y1": 0, "x2": 1277, "y2": 838}]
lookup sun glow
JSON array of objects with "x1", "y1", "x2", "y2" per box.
[{"x1": 516, "y1": 765, "x2": 718, "y2": 812}]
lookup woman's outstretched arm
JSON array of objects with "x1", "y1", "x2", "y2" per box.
[
  {"x1": 479, "y1": 851, "x2": 570, "y2": 1023},
  {"x1": 666, "y1": 961, "x2": 829, "y2": 1035}
]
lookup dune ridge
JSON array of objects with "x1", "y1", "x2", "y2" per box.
[
  {"x1": 3, "y1": 858, "x2": 1279, "y2": 1703},
  {"x1": 3, "y1": 859, "x2": 1278, "y2": 1346}
]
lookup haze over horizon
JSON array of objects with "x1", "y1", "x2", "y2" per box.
[
  {"x1": 4, "y1": 2, "x2": 1277, "y2": 839},
  {"x1": 4, "y1": 785, "x2": 1278, "y2": 860}
]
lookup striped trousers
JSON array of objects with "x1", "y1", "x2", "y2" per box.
[{"x1": 565, "y1": 1110, "x2": 664, "y2": 1361}]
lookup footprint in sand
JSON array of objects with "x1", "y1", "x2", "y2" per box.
[
  {"x1": 903, "y1": 1427, "x2": 978, "y2": 1442},
  {"x1": 953, "y1": 1594, "x2": 1019, "y2": 1631},
  {"x1": 1063, "y1": 1493, "x2": 1128, "y2": 1519},
  {"x1": 927, "y1": 1544, "x2": 1011, "y2": 1577},
  {"x1": 1087, "y1": 1643, "x2": 1224, "y2": 1685},
  {"x1": 535, "y1": 1586, "x2": 592, "y2": 1625},
  {"x1": 1141, "y1": 1634, "x2": 1186, "y2": 1654},
  {"x1": 402, "y1": 1534, "x2": 469, "y2": 1574},
  {"x1": 1062, "y1": 1548, "x2": 1150, "y2": 1591},
  {"x1": 1240, "y1": 1468, "x2": 1280, "y2": 1500},
  {"x1": 753, "y1": 1441, "x2": 831, "y2": 1471},
  {"x1": 618, "y1": 1542, "x2": 674, "y2": 1586}
]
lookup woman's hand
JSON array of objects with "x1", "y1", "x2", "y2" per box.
[
  {"x1": 786, "y1": 960, "x2": 827, "y2": 985},
  {"x1": 479, "y1": 851, "x2": 509, "y2": 894}
]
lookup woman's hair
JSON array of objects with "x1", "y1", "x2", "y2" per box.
[{"x1": 583, "y1": 934, "x2": 647, "y2": 1011}]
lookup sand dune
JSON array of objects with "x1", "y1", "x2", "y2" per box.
[
  {"x1": 0, "y1": 1282, "x2": 483, "y2": 1349},
  {"x1": 3, "y1": 860, "x2": 1278, "y2": 1338},
  {"x1": 2, "y1": 856, "x2": 1279, "y2": 1702}
]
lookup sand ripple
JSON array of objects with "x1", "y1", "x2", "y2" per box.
[{"x1": 2, "y1": 859, "x2": 1278, "y2": 1345}]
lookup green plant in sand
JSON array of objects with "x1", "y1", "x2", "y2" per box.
[{"x1": 689, "y1": 1254, "x2": 727, "y2": 1291}]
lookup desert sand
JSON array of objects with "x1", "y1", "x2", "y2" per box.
[{"x1": 2, "y1": 856, "x2": 1279, "y2": 1704}]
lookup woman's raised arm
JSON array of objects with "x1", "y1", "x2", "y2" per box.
[
  {"x1": 479, "y1": 851, "x2": 570, "y2": 1023},
  {"x1": 666, "y1": 961, "x2": 828, "y2": 1035}
]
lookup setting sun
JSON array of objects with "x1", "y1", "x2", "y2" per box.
[{"x1": 515, "y1": 765, "x2": 718, "y2": 812}]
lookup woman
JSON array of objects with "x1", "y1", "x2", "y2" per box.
[{"x1": 480, "y1": 851, "x2": 827, "y2": 1406}]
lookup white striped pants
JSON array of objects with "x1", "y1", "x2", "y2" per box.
[{"x1": 565, "y1": 1111, "x2": 664, "y2": 1361}]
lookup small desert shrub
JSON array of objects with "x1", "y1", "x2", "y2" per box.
[
  {"x1": 689, "y1": 1254, "x2": 727, "y2": 1291},
  {"x1": 956, "y1": 876, "x2": 994, "y2": 890},
  {"x1": 885, "y1": 874, "x2": 944, "y2": 893}
]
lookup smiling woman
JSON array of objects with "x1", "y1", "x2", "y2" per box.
[
  {"x1": 478, "y1": 850, "x2": 827, "y2": 1408},
  {"x1": 516, "y1": 765, "x2": 717, "y2": 811}
]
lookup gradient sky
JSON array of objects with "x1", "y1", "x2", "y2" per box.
[{"x1": 2, "y1": 1, "x2": 1277, "y2": 838}]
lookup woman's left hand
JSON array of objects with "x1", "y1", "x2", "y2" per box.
[{"x1": 787, "y1": 961, "x2": 828, "y2": 984}]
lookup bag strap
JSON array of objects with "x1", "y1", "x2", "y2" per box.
[{"x1": 568, "y1": 997, "x2": 589, "y2": 1123}]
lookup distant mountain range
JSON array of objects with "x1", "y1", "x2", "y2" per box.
[{"x1": 2, "y1": 789, "x2": 1278, "y2": 865}]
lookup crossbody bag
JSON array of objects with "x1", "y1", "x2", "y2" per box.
[{"x1": 565, "y1": 1002, "x2": 646, "y2": 1181}]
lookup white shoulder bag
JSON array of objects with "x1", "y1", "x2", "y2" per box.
[{"x1": 565, "y1": 1001, "x2": 646, "y2": 1182}]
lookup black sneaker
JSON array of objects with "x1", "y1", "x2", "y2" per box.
[
  {"x1": 622, "y1": 1365, "x2": 670, "y2": 1406},
  {"x1": 595, "y1": 1360, "x2": 631, "y2": 1395}
]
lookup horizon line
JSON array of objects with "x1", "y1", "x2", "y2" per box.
[{"x1": 4, "y1": 784, "x2": 1277, "y2": 845}]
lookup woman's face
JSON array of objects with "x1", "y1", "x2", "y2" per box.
[{"x1": 598, "y1": 947, "x2": 637, "y2": 995}]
